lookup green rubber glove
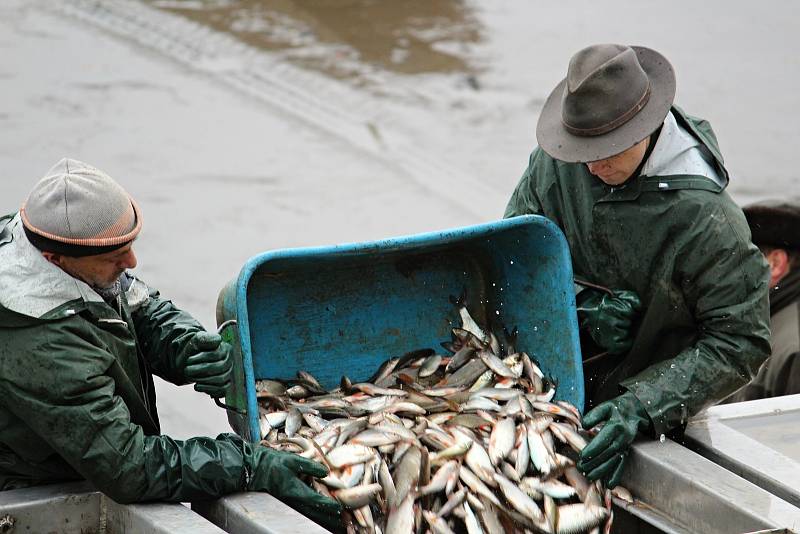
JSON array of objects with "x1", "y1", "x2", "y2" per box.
[
  {"x1": 577, "y1": 392, "x2": 651, "y2": 488},
  {"x1": 247, "y1": 446, "x2": 342, "y2": 531},
  {"x1": 182, "y1": 332, "x2": 233, "y2": 397},
  {"x1": 576, "y1": 289, "x2": 641, "y2": 355}
]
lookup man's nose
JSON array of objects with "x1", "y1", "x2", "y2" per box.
[
  {"x1": 120, "y1": 249, "x2": 137, "y2": 270},
  {"x1": 586, "y1": 160, "x2": 606, "y2": 174},
  {"x1": 586, "y1": 160, "x2": 603, "y2": 173}
]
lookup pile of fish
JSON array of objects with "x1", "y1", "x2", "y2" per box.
[{"x1": 255, "y1": 294, "x2": 625, "y2": 533}]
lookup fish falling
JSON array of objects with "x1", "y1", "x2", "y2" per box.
[{"x1": 255, "y1": 293, "x2": 620, "y2": 533}]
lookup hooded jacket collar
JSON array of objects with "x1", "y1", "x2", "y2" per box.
[
  {"x1": 0, "y1": 214, "x2": 105, "y2": 321},
  {"x1": 641, "y1": 111, "x2": 724, "y2": 186}
]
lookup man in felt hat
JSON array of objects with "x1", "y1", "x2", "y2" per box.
[
  {"x1": 0, "y1": 159, "x2": 340, "y2": 529},
  {"x1": 505, "y1": 44, "x2": 770, "y2": 487},
  {"x1": 727, "y1": 199, "x2": 800, "y2": 402}
]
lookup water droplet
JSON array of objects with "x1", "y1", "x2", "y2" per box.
[
  {"x1": 510, "y1": 260, "x2": 514, "y2": 264},
  {"x1": 659, "y1": 434, "x2": 666, "y2": 443},
  {"x1": 670, "y1": 364, "x2": 675, "y2": 369}
]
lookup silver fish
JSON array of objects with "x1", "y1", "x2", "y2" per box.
[
  {"x1": 419, "y1": 354, "x2": 443, "y2": 377},
  {"x1": 494, "y1": 472, "x2": 543, "y2": 521},
  {"x1": 385, "y1": 492, "x2": 415, "y2": 534},
  {"x1": 477, "y1": 500, "x2": 503, "y2": 534},
  {"x1": 564, "y1": 467, "x2": 591, "y2": 502},
  {"x1": 350, "y1": 429, "x2": 403, "y2": 448},
  {"x1": 478, "y1": 350, "x2": 517, "y2": 378},
  {"x1": 556, "y1": 504, "x2": 609, "y2": 534},
  {"x1": 460, "y1": 396, "x2": 502, "y2": 413},
  {"x1": 285, "y1": 407, "x2": 302, "y2": 438},
  {"x1": 437, "y1": 486, "x2": 468, "y2": 518},
  {"x1": 369, "y1": 357, "x2": 400, "y2": 384},
  {"x1": 611, "y1": 486, "x2": 634, "y2": 504},
  {"x1": 532, "y1": 401, "x2": 581, "y2": 427},
  {"x1": 488, "y1": 331, "x2": 501, "y2": 357},
  {"x1": 297, "y1": 370, "x2": 324, "y2": 390},
  {"x1": 522, "y1": 477, "x2": 577, "y2": 499},
  {"x1": 500, "y1": 460, "x2": 521, "y2": 482},
  {"x1": 468, "y1": 369, "x2": 495, "y2": 392},
  {"x1": 302, "y1": 412, "x2": 329, "y2": 432},
  {"x1": 378, "y1": 458, "x2": 397, "y2": 506},
  {"x1": 352, "y1": 383, "x2": 408, "y2": 397},
  {"x1": 463, "y1": 501, "x2": 484, "y2": 534},
  {"x1": 334, "y1": 483, "x2": 382, "y2": 508},
  {"x1": 256, "y1": 379, "x2": 287, "y2": 396},
  {"x1": 544, "y1": 494, "x2": 558, "y2": 533},
  {"x1": 471, "y1": 388, "x2": 522, "y2": 402},
  {"x1": 454, "y1": 429, "x2": 496, "y2": 488},
  {"x1": 325, "y1": 461, "x2": 366, "y2": 489},
  {"x1": 392, "y1": 446, "x2": 421, "y2": 506},
  {"x1": 422, "y1": 510, "x2": 456, "y2": 534},
  {"x1": 328, "y1": 444, "x2": 374, "y2": 468},
  {"x1": 429, "y1": 440, "x2": 472, "y2": 464},
  {"x1": 446, "y1": 345, "x2": 476, "y2": 372},
  {"x1": 550, "y1": 421, "x2": 588, "y2": 453},
  {"x1": 458, "y1": 465, "x2": 501, "y2": 507},
  {"x1": 527, "y1": 423, "x2": 556, "y2": 476},
  {"x1": 488, "y1": 418, "x2": 515, "y2": 466},
  {"x1": 450, "y1": 290, "x2": 487, "y2": 342},
  {"x1": 418, "y1": 459, "x2": 459, "y2": 496},
  {"x1": 515, "y1": 424, "x2": 531, "y2": 479}
]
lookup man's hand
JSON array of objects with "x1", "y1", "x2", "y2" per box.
[
  {"x1": 576, "y1": 289, "x2": 641, "y2": 354},
  {"x1": 182, "y1": 332, "x2": 233, "y2": 397},
  {"x1": 247, "y1": 446, "x2": 342, "y2": 531},
  {"x1": 577, "y1": 392, "x2": 651, "y2": 488}
]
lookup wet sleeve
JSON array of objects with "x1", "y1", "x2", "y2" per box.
[
  {"x1": 620, "y1": 200, "x2": 771, "y2": 436},
  {"x1": 504, "y1": 150, "x2": 544, "y2": 218},
  {"x1": 0, "y1": 322, "x2": 247, "y2": 503},
  {"x1": 130, "y1": 285, "x2": 205, "y2": 385}
]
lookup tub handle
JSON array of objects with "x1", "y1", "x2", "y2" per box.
[{"x1": 213, "y1": 320, "x2": 247, "y2": 416}]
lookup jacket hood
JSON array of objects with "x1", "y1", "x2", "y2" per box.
[
  {"x1": 0, "y1": 214, "x2": 104, "y2": 323},
  {"x1": 641, "y1": 111, "x2": 726, "y2": 188}
]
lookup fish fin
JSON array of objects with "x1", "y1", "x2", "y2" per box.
[{"x1": 340, "y1": 375, "x2": 353, "y2": 394}]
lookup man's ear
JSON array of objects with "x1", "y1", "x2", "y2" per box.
[
  {"x1": 41, "y1": 251, "x2": 63, "y2": 267},
  {"x1": 765, "y1": 248, "x2": 790, "y2": 287}
]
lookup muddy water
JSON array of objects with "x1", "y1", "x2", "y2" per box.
[
  {"x1": 147, "y1": 0, "x2": 481, "y2": 80},
  {"x1": 1, "y1": 0, "x2": 798, "y2": 438}
]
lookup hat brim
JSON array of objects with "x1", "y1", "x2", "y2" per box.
[{"x1": 536, "y1": 46, "x2": 676, "y2": 163}]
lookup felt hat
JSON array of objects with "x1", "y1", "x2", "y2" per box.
[{"x1": 536, "y1": 44, "x2": 676, "y2": 163}]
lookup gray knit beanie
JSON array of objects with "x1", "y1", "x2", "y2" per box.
[{"x1": 20, "y1": 158, "x2": 142, "y2": 257}]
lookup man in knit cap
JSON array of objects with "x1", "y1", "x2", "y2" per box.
[{"x1": 0, "y1": 159, "x2": 340, "y2": 529}]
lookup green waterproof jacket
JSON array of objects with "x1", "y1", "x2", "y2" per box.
[
  {"x1": 505, "y1": 107, "x2": 771, "y2": 435},
  {"x1": 0, "y1": 213, "x2": 248, "y2": 502}
]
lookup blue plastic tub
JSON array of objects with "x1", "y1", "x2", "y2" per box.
[{"x1": 216, "y1": 215, "x2": 583, "y2": 442}]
